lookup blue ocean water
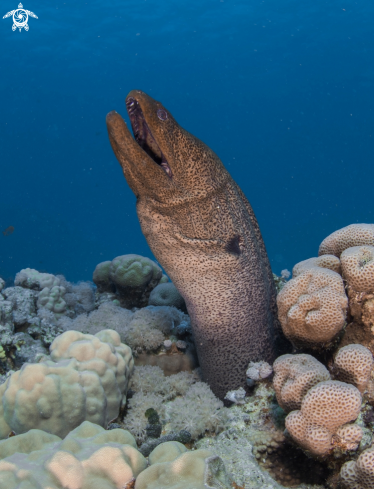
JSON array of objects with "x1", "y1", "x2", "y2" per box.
[{"x1": 1, "y1": 0, "x2": 373, "y2": 283}]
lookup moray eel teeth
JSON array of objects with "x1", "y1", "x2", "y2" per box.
[{"x1": 126, "y1": 96, "x2": 172, "y2": 178}]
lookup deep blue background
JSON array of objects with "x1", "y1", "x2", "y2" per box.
[{"x1": 1, "y1": 0, "x2": 373, "y2": 282}]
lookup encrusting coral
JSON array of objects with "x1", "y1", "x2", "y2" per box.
[
  {"x1": 277, "y1": 267, "x2": 348, "y2": 349},
  {"x1": 0, "y1": 329, "x2": 134, "y2": 439}
]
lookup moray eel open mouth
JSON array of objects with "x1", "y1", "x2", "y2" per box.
[{"x1": 126, "y1": 96, "x2": 173, "y2": 178}]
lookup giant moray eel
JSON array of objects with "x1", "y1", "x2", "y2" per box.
[{"x1": 106, "y1": 90, "x2": 289, "y2": 400}]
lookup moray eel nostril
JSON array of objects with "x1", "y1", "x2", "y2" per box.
[{"x1": 106, "y1": 90, "x2": 291, "y2": 400}]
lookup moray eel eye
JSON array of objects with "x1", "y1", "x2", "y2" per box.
[{"x1": 157, "y1": 109, "x2": 168, "y2": 121}]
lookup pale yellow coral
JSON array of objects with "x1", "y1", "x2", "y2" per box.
[{"x1": 0, "y1": 330, "x2": 134, "y2": 439}]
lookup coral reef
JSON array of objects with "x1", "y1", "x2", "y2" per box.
[
  {"x1": 123, "y1": 365, "x2": 228, "y2": 444},
  {"x1": 340, "y1": 446, "x2": 374, "y2": 489},
  {"x1": 332, "y1": 344, "x2": 374, "y2": 393},
  {"x1": 93, "y1": 254, "x2": 168, "y2": 308},
  {"x1": 341, "y1": 246, "x2": 374, "y2": 292},
  {"x1": 277, "y1": 267, "x2": 348, "y2": 349},
  {"x1": 135, "y1": 442, "x2": 231, "y2": 489},
  {"x1": 148, "y1": 282, "x2": 186, "y2": 311},
  {"x1": 285, "y1": 380, "x2": 362, "y2": 457},
  {"x1": 292, "y1": 255, "x2": 341, "y2": 277},
  {"x1": 0, "y1": 421, "x2": 146, "y2": 489},
  {"x1": 0, "y1": 329, "x2": 134, "y2": 439},
  {"x1": 273, "y1": 354, "x2": 331, "y2": 412},
  {"x1": 318, "y1": 224, "x2": 374, "y2": 257}
]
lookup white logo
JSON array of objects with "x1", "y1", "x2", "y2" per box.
[{"x1": 3, "y1": 3, "x2": 38, "y2": 31}]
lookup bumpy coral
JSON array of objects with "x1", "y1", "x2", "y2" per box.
[
  {"x1": 285, "y1": 380, "x2": 362, "y2": 456},
  {"x1": 277, "y1": 267, "x2": 348, "y2": 349},
  {"x1": 340, "y1": 446, "x2": 374, "y2": 489},
  {"x1": 333, "y1": 344, "x2": 374, "y2": 393},
  {"x1": 93, "y1": 254, "x2": 167, "y2": 309},
  {"x1": 37, "y1": 285, "x2": 67, "y2": 317},
  {"x1": 0, "y1": 421, "x2": 146, "y2": 489},
  {"x1": 135, "y1": 442, "x2": 230, "y2": 489},
  {"x1": 338, "y1": 287, "x2": 374, "y2": 354},
  {"x1": 341, "y1": 246, "x2": 374, "y2": 292},
  {"x1": 246, "y1": 360, "x2": 273, "y2": 385},
  {"x1": 292, "y1": 255, "x2": 341, "y2": 277},
  {"x1": 61, "y1": 302, "x2": 190, "y2": 353},
  {"x1": 0, "y1": 329, "x2": 134, "y2": 439},
  {"x1": 15, "y1": 268, "x2": 60, "y2": 290},
  {"x1": 319, "y1": 224, "x2": 374, "y2": 258},
  {"x1": 148, "y1": 282, "x2": 186, "y2": 311},
  {"x1": 273, "y1": 354, "x2": 330, "y2": 412},
  {"x1": 92, "y1": 260, "x2": 113, "y2": 292}
]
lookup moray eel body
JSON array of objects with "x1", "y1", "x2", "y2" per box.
[{"x1": 106, "y1": 90, "x2": 288, "y2": 400}]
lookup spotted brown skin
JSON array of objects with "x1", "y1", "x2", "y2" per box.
[{"x1": 106, "y1": 90, "x2": 289, "y2": 400}]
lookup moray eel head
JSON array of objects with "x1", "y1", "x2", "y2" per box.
[{"x1": 106, "y1": 90, "x2": 227, "y2": 200}]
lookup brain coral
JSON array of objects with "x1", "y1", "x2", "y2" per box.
[
  {"x1": 0, "y1": 329, "x2": 134, "y2": 439},
  {"x1": 333, "y1": 344, "x2": 374, "y2": 393},
  {"x1": 0, "y1": 421, "x2": 146, "y2": 489},
  {"x1": 341, "y1": 246, "x2": 374, "y2": 292},
  {"x1": 285, "y1": 380, "x2": 362, "y2": 457},
  {"x1": 319, "y1": 224, "x2": 374, "y2": 258},
  {"x1": 277, "y1": 268, "x2": 348, "y2": 349},
  {"x1": 273, "y1": 354, "x2": 330, "y2": 412},
  {"x1": 340, "y1": 446, "x2": 374, "y2": 489},
  {"x1": 292, "y1": 255, "x2": 341, "y2": 277}
]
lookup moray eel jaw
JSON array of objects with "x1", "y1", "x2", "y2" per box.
[
  {"x1": 126, "y1": 95, "x2": 173, "y2": 178},
  {"x1": 107, "y1": 90, "x2": 229, "y2": 201}
]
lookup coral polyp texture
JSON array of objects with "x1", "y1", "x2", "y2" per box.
[
  {"x1": 0, "y1": 329, "x2": 134, "y2": 439},
  {"x1": 285, "y1": 380, "x2": 362, "y2": 457},
  {"x1": 341, "y1": 246, "x2": 374, "y2": 292},
  {"x1": 273, "y1": 354, "x2": 330, "y2": 412},
  {"x1": 277, "y1": 267, "x2": 348, "y2": 349},
  {"x1": 340, "y1": 446, "x2": 374, "y2": 489},
  {"x1": 292, "y1": 255, "x2": 342, "y2": 277},
  {"x1": 333, "y1": 344, "x2": 374, "y2": 393},
  {"x1": 318, "y1": 223, "x2": 374, "y2": 258}
]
